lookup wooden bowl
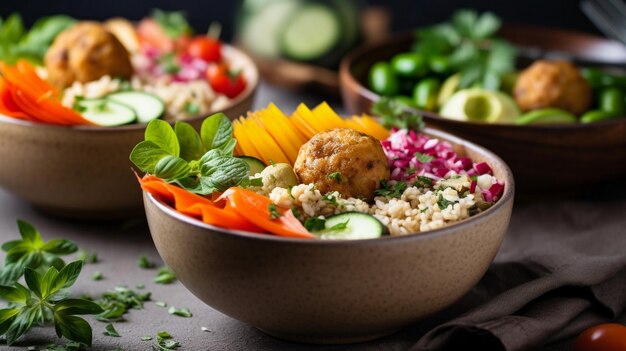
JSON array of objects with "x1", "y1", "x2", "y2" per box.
[
  {"x1": 143, "y1": 128, "x2": 514, "y2": 344},
  {"x1": 0, "y1": 44, "x2": 258, "y2": 220},
  {"x1": 339, "y1": 26, "x2": 626, "y2": 191}
]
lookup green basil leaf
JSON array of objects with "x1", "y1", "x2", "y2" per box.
[
  {"x1": 129, "y1": 140, "x2": 172, "y2": 173},
  {"x1": 473, "y1": 12, "x2": 500, "y2": 39},
  {"x1": 1, "y1": 239, "x2": 23, "y2": 252},
  {"x1": 145, "y1": 119, "x2": 179, "y2": 156},
  {"x1": 16, "y1": 219, "x2": 43, "y2": 247},
  {"x1": 4, "y1": 305, "x2": 38, "y2": 345},
  {"x1": 0, "y1": 282, "x2": 30, "y2": 303},
  {"x1": 40, "y1": 265, "x2": 60, "y2": 299},
  {"x1": 104, "y1": 323, "x2": 120, "y2": 337},
  {"x1": 40, "y1": 239, "x2": 78, "y2": 255},
  {"x1": 200, "y1": 113, "x2": 233, "y2": 151},
  {"x1": 151, "y1": 9, "x2": 192, "y2": 38},
  {"x1": 53, "y1": 314, "x2": 93, "y2": 346},
  {"x1": 154, "y1": 156, "x2": 190, "y2": 181},
  {"x1": 174, "y1": 177, "x2": 204, "y2": 194},
  {"x1": 219, "y1": 138, "x2": 237, "y2": 155},
  {"x1": 23, "y1": 268, "x2": 43, "y2": 299},
  {"x1": 0, "y1": 308, "x2": 19, "y2": 335},
  {"x1": 20, "y1": 15, "x2": 75, "y2": 49},
  {"x1": 452, "y1": 9, "x2": 477, "y2": 38},
  {"x1": 175, "y1": 122, "x2": 205, "y2": 161},
  {"x1": 54, "y1": 299, "x2": 104, "y2": 316},
  {"x1": 200, "y1": 156, "x2": 249, "y2": 193},
  {"x1": 49, "y1": 261, "x2": 83, "y2": 296},
  {"x1": 0, "y1": 13, "x2": 25, "y2": 44}
]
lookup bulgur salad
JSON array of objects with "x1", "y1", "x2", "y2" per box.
[
  {"x1": 0, "y1": 10, "x2": 252, "y2": 127},
  {"x1": 131, "y1": 102, "x2": 504, "y2": 240}
]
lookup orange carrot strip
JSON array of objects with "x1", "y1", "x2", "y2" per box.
[
  {"x1": 0, "y1": 78, "x2": 32, "y2": 120},
  {"x1": 227, "y1": 187, "x2": 315, "y2": 239}
]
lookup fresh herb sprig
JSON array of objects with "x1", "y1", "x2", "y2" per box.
[
  {"x1": 154, "y1": 266, "x2": 176, "y2": 285},
  {"x1": 371, "y1": 97, "x2": 425, "y2": 131},
  {"x1": 0, "y1": 220, "x2": 78, "y2": 285},
  {"x1": 414, "y1": 9, "x2": 516, "y2": 90},
  {"x1": 374, "y1": 180, "x2": 408, "y2": 198},
  {"x1": 129, "y1": 113, "x2": 251, "y2": 195},
  {"x1": 0, "y1": 261, "x2": 103, "y2": 346},
  {"x1": 95, "y1": 285, "x2": 151, "y2": 321}
]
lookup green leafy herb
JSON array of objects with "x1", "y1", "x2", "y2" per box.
[
  {"x1": 371, "y1": 97, "x2": 425, "y2": 131},
  {"x1": 291, "y1": 207, "x2": 301, "y2": 220},
  {"x1": 328, "y1": 220, "x2": 350, "y2": 231},
  {"x1": 138, "y1": 255, "x2": 155, "y2": 269},
  {"x1": 157, "y1": 330, "x2": 172, "y2": 339},
  {"x1": 142, "y1": 336, "x2": 153, "y2": 341},
  {"x1": 96, "y1": 286, "x2": 151, "y2": 321},
  {"x1": 103, "y1": 323, "x2": 120, "y2": 337},
  {"x1": 287, "y1": 186, "x2": 295, "y2": 199},
  {"x1": 154, "y1": 266, "x2": 176, "y2": 285},
  {"x1": 136, "y1": 283, "x2": 145, "y2": 290},
  {"x1": 0, "y1": 14, "x2": 76, "y2": 64},
  {"x1": 92, "y1": 271, "x2": 103, "y2": 281},
  {"x1": 155, "y1": 301, "x2": 167, "y2": 308},
  {"x1": 151, "y1": 9, "x2": 192, "y2": 38},
  {"x1": 415, "y1": 176, "x2": 433, "y2": 188},
  {"x1": 240, "y1": 177, "x2": 263, "y2": 188},
  {"x1": 0, "y1": 220, "x2": 78, "y2": 285},
  {"x1": 413, "y1": 10, "x2": 516, "y2": 90},
  {"x1": 327, "y1": 172, "x2": 342, "y2": 182},
  {"x1": 322, "y1": 194, "x2": 339, "y2": 207},
  {"x1": 153, "y1": 330, "x2": 181, "y2": 350},
  {"x1": 130, "y1": 114, "x2": 250, "y2": 195},
  {"x1": 77, "y1": 250, "x2": 98, "y2": 264},
  {"x1": 437, "y1": 194, "x2": 455, "y2": 210},
  {"x1": 407, "y1": 168, "x2": 417, "y2": 176},
  {"x1": 304, "y1": 217, "x2": 326, "y2": 232},
  {"x1": 167, "y1": 306, "x2": 192, "y2": 318},
  {"x1": 374, "y1": 180, "x2": 407, "y2": 198},
  {"x1": 415, "y1": 152, "x2": 434, "y2": 163},
  {"x1": 0, "y1": 261, "x2": 103, "y2": 346},
  {"x1": 268, "y1": 204, "x2": 282, "y2": 220}
]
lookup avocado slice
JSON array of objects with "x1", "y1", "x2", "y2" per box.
[{"x1": 439, "y1": 88, "x2": 521, "y2": 124}]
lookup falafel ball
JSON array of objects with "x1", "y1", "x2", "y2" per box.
[
  {"x1": 513, "y1": 60, "x2": 591, "y2": 115},
  {"x1": 45, "y1": 21, "x2": 133, "y2": 89},
  {"x1": 294, "y1": 128, "x2": 389, "y2": 201}
]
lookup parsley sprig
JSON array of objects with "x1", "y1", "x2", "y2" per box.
[
  {"x1": 371, "y1": 97, "x2": 425, "y2": 131},
  {"x1": 414, "y1": 10, "x2": 516, "y2": 90},
  {"x1": 0, "y1": 261, "x2": 103, "y2": 346},
  {"x1": 0, "y1": 220, "x2": 78, "y2": 285}
]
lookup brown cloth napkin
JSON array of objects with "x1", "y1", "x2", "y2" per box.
[{"x1": 411, "y1": 194, "x2": 626, "y2": 351}]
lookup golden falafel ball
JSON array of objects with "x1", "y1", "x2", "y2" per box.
[
  {"x1": 513, "y1": 60, "x2": 591, "y2": 115},
  {"x1": 45, "y1": 21, "x2": 133, "y2": 89},
  {"x1": 294, "y1": 128, "x2": 389, "y2": 201}
]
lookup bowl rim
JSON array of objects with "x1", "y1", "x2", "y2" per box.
[
  {"x1": 338, "y1": 27, "x2": 626, "y2": 131},
  {"x1": 0, "y1": 43, "x2": 259, "y2": 132},
  {"x1": 145, "y1": 127, "x2": 515, "y2": 246}
]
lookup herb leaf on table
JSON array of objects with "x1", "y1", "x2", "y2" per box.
[
  {"x1": 0, "y1": 220, "x2": 78, "y2": 285},
  {"x1": 0, "y1": 261, "x2": 103, "y2": 346}
]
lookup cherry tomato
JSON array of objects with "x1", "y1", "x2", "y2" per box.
[
  {"x1": 572, "y1": 323, "x2": 626, "y2": 351},
  {"x1": 207, "y1": 65, "x2": 247, "y2": 99},
  {"x1": 187, "y1": 36, "x2": 222, "y2": 63}
]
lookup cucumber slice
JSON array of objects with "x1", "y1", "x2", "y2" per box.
[
  {"x1": 76, "y1": 98, "x2": 137, "y2": 127},
  {"x1": 237, "y1": 156, "x2": 266, "y2": 175},
  {"x1": 280, "y1": 4, "x2": 341, "y2": 61},
  {"x1": 312, "y1": 212, "x2": 388, "y2": 240},
  {"x1": 107, "y1": 91, "x2": 165, "y2": 123},
  {"x1": 515, "y1": 108, "x2": 577, "y2": 125},
  {"x1": 240, "y1": 1, "x2": 301, "y2": 57}
]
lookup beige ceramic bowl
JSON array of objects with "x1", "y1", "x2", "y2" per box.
[
  {"x1": 144, "y1": 128, "x2": 515, "y2": 344},
  {"x1": 0, "y1": 45, "x2": 258, "y2": 220}
]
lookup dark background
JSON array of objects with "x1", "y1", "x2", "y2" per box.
[{"x1": 0, "y1": 0, "x2": 601, "y2": 40}]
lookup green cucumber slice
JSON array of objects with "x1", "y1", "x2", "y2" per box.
[
  {"x1": 312, "y1": 212, "x2": 388, "y2": 240},
  {"x1": 237, "y1": 156, "x2": 266, "y2": 175},
  {"x1": 76, "y1": 98, "x2": 137, "y2": 127},
  {"x1": 280, "y1": 4, "x2": 341, "y2": 61},
  {"x1": 515, "y1": 108, "x2": 577, "y2": 125},
  {"x1": 107, "y1": 91, "x2": 165, "y2": 123}
]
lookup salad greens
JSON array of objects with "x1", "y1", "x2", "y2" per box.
[
  {"x1": 371, "y1": 97, "x2": 425, "y2": 131},
  {"x1": 414, "y1": 9, "x2": 516, "y2": 90},
  {"x1": 0, "y1": 220, "x2": 78, "y2": 285},
  {"x1": 0, "y1": 14, "x2": 76, "y2": 64},
  {"x1": 129, "y1": 113, "x2": 251, "y2": 194},
  {"x1": 151, "y1": 9, "x2": 193, "y2": 39}
]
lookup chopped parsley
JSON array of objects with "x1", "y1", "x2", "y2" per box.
[
  {"x1": 287, "y1": 185, "x2": 295, "y2": 199},
  {"x1": 322, "y1": 194, "x2": 339, "y2": 206},
  {"x1": 375, "y1": 180, "x2": 407, "y2": 198},
  {"x1": 92, "y1": 271, "x2": 103, "y2": 281},
  {"x1": 407, "y1": 168, "x2": 417, "y2": 176},
  {"x1": 104, "y1": 323, "x2": 120, "y2": 337},
  {"x1": 291, "y1": 207, "x2": 301, "y2": 219},
  {"x1": 304, "y1": 217, "x2": 326, "y2": 231},
  {"x1": 327, "y1": 172, "x2": 342, "y2": 182},
  {"x1": 437, "y1": 194, "x2": 456, "y2": 210},
  {"x1": 138, "y1": 254, "x2": 155, "y2": 269},
  {"x1": 155, "y1": 301, "x2": 167, "y2": 308},
  {"x1": 268, "y1": 203, "x2": 282, "y2": 220},
  {"x1": 415, "y1": 152, "x2": 434, "y2": 163},
  {"x1": 415, "y1": 176, "x2": 433, "y2": 188},
  {"x1": 154, "y1": 266, "x2": 176, "y2": 284},
  {"x1": 168, "y1": 306, "x2": 192, "y2": 318}
]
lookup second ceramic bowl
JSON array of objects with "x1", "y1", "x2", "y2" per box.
[{"x1": 0, "y1": 45, "x2": 258, "y2": 220}]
